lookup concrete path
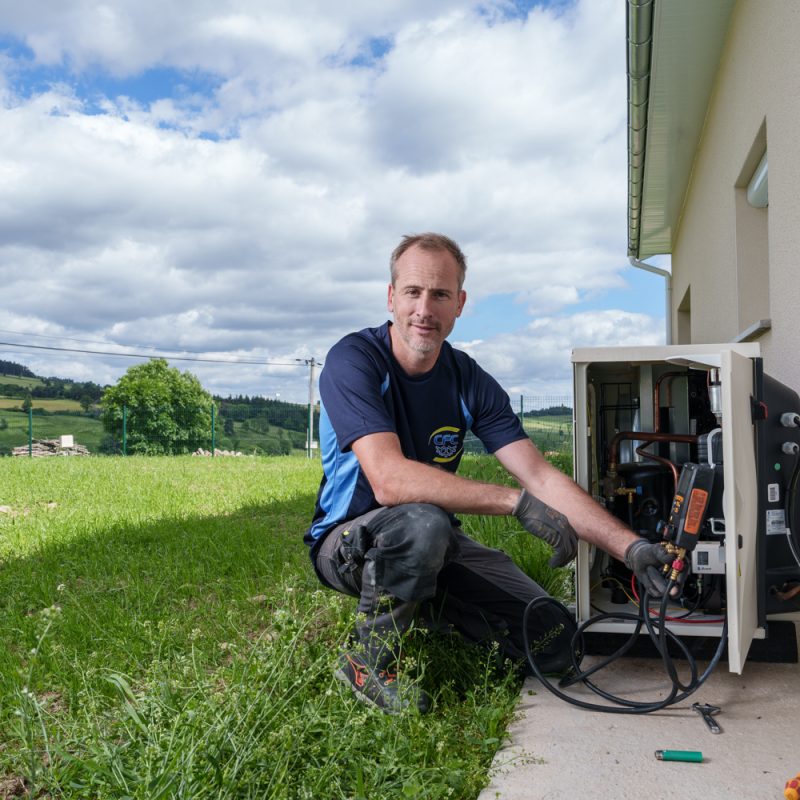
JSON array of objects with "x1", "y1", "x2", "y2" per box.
[{"x1": 479, "y1": 625, "x2": 799, "y2": 800}]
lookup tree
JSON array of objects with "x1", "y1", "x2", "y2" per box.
[
  {"x1": 101, "y1": 359, "x2": 213, "y2": 455},
  {"x1": 79, "y1": 394, "x2": 93, "y2": 414}
]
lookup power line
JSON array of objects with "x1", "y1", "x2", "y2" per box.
[
  {"x1": 0, "y1": 327, "x2": 164, "y2": 350},
  {"x1": 0, "y1": 340, "x2": 310, "y2": 368}
]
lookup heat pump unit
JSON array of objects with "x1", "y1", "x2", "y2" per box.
[{"x1": 572, "y1": 343, "x2": 800, "y2": 673}]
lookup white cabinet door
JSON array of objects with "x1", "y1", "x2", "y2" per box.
[{"x1": 721, "y1": 349, "x2": 761, "y2": 673}]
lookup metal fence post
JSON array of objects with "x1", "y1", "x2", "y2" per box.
[
  {"x1": 122, "y1": 405, "x2": 127, "y2": 456},
  {"x1": 28, "y1": 407, "x2": 32, "y2": 457},
  {"x1": 211, "y1": 403, "x2": 215, "y2": 456},
  {"x1": 519, "y1": 394, "x2": 524, "y2": 428}
]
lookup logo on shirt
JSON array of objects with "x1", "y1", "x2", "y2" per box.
[{"x1": 429, "y1": 426, "x2": 462, "y2": 463}]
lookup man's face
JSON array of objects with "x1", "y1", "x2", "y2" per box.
[{"x1": 387, "y1": 245, "x2": 466, "y2": 362}]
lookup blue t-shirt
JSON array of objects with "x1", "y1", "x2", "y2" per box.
[{"x1": 304, "y1": 322, "x2": 527, "y2": 556}]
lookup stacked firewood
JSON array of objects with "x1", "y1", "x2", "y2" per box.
[{"x1": 12, "y1": 439, "x2": 91, "y2": 457}]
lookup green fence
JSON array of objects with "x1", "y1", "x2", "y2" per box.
[
  {"x1": 464, "y1": 395, "x2": 573, "y2": 458},
  {"x1": 0, "y1": 400, "x2": 320, "y2": 457},
  {"x1": 1, "y1": 395, "x2": 572, "y2": 458}
]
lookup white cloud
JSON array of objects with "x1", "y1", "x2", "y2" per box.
[
  {"x1": 0, "y1": 0, "x2": 649, "y2": 402},
  {"x1": 455, "y1": 309, "x2": 665, "y2": 396}
]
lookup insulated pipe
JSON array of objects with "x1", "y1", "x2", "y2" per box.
[{"x1": 629, "y1": 255, "x2": 672, "y2": 344}]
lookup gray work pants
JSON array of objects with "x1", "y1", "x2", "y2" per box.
[{"x1": 315, "y1": 503, "x2": 550, "y2": 666}]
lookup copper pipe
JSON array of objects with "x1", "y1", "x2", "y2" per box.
[
  {"x1": 776, "y1": 584, "x2": 800, "y2": 602},
  {"x1": 635, "y1": 443, "x2": 679, "y2": 489},
  {"x1": 608, "y1": 431, "x2": 698, "y2": 469},
  {"x1": 653, "y1": 371, "x2": 684, "y2": 432}
]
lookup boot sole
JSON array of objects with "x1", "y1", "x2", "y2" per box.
[{"x1": 333, "y1": 666, "x2": 402, "y2": 715}]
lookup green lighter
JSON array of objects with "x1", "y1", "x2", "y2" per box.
[{"x1": 654, "y1": 750, "x2": 703, "y2": 763}]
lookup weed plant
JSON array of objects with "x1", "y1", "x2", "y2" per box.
[{"x1": 0, "y1": 455, "x2": 573, "y2": 799}]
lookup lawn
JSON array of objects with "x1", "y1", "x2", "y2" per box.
[
  {"x1": 0, "y1": 375, "x2": 44, "y2": 389},
  {"x1": 0, "y1": 399, "x2": 82, "y2": 411},
  {"x1": 0, "y1": 455, "x2": 564, "y2": 799}
]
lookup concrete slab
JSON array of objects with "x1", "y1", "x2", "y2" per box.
[{"x1": 480, "y1": 626, "x2": 800, "y2": 800}]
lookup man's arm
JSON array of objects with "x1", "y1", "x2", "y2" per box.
[
  {"x1": 493, "y1": 437, "x2": 637, "y2": 561},
  {"x1": 352, "y1": 430, "x2": 636, "y2": 555},
  {"x1": 351, "y1": 431, "x2": 519, "y2": 514},
  {"x1": 353, "y1": 428, "x2": 670, "y2": 591}
]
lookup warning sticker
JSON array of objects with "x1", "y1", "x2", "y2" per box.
[
  {"x1": 766, "y1": 508, "x2": 787, "y2": 535},
  {"x1": 767, "y1": 483, "x2": 780, "y2": 504}
]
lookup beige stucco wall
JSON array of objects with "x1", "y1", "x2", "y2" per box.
[{"x1": 671, "y1": 0, "x2": 800, "y2": 394}]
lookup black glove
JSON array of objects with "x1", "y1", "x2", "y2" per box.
[
  {"x1": 624, "y1": 539, "x2": 674, "y2": 597},
  {"x1": 512, "y1": 489, "x2": 578, "y2": 568}
]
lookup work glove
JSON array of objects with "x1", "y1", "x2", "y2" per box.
[
  {"x1": 512, "y1": 489, "x2": 578, "y2": 568},
  {"x1": 624, "y1": 538, "x2": 674, "y2": 598}
]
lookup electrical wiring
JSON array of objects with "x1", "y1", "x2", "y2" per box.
[
  {"x1": 591, "y1": 573, "x2": 719, "y2": 621},
  {"x1": 629, "y1": 574, "x2": 726, "y2": 624},
  {"x1": 0, "y1": 339, "x2": 310, "y2": 367}
]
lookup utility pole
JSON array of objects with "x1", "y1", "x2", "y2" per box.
[{"x1": 298, "y1": 357, "x2": 319, "y2": 458}]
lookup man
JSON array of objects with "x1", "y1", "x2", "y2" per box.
[{"x1": 305, "y1": 232, "x2": 671, "y2": 714}]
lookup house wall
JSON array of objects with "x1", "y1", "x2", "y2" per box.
[{"x1": 671, "y1": 0, "x2": 800, "y2": 393}]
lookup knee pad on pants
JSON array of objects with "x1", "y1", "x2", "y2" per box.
[{"x1": 369, "y1": 503, "x2": 459, "y2": 602}]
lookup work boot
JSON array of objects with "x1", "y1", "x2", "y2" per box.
[
  {"x1": 335, "y1": 648, "x2": 429, "y2": 714},
  {"x1": 334, "y1": 559, "x2": 430, "y2": 714}
]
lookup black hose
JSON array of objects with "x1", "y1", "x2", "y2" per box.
[{"x1": 522, "y1": 584, "x2": 728, "y2": 714}]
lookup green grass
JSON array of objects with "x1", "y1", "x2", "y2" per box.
[
  {"x1": 520, "y1": 415, "x2": 572, "y2": 457},
  {"x1": 458, "y1": 456, "x2": 573, "y2": 599},
  {"x1": 0, "y1": 375, "x2": 43, "y2": 388},
  {"x1": 0, "y1": 455, "x2": 569, "y2": 799},
  {"x1": 0, "y1": 398, "x2": 83, "y2": 411}
]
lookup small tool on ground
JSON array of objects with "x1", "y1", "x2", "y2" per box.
[{"x1": 691, "y1": 702, "x2": 722, "y2": 734}]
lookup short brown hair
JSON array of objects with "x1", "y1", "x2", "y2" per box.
[{"x1": 390, "y1": 233, "x2": 467, "y2": 289}]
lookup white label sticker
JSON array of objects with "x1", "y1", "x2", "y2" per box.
[
  {"x1": 767, "y1": 483, "x2": 780, "y2": 504},
  {"x1": 766, "y1": 508, "x2": 787, "y2": 535}
]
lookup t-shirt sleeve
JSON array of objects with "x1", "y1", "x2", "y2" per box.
[
  {"x1": 319, "y1": 335, "x2": 397, "y2": 451},
  {"x1": 461, "y1": 356, "x2": 528, "y2": 453}
]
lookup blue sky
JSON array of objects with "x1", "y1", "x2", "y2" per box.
[{"x1": 0, "y1": 0, "x2": 665, "y2": 401}]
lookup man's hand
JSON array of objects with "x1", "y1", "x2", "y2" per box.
[
  {"x1": 512, "y1": 489, "x2": 578, "y2": 568},
  {"x1": 624, "y1": 539, "x2": 674, "y2": 597}
]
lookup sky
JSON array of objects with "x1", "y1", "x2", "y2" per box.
[{"x1": 0, "y1": 0, "x2": 668, "y2": 404}]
